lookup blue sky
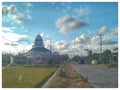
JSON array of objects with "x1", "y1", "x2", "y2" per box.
[{"x1": 2, "y1": 2, "x2": 118, "y2": 56}]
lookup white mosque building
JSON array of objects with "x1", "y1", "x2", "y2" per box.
[{"x1": 25, "y1": 34, "x2": 52, "y2": 65}]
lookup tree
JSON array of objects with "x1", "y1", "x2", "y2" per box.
[
  {"x1": 88, "y1": 50, "x2": 92, "y2": 57},
  {"x1": 2, "y1": 53, "x2": 11, "y2": 65},
  {"x1": 61, "y1": 54, "x2": 69, "y2": 62},
  {"x1": 71, "y1": 55, "x2": 81, "y2": 62},
  {"x1": 101, "y1": 50, "x2": 111, "y2": 64},
  {"x1": 86, "y1": 50, "x2": 93, "y2": 64}
]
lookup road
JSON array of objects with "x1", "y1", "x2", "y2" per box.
[{"x1": 70, "y1": 63, "x2": 118, "y2": 88}]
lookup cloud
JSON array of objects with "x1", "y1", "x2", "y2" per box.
[
  {"x1": 53, "y1": 39, "x2": 88, "y2": 57},
  {"x1": 52, "y1": 32, "x2": 117, "y2": 57},
  {"x1": 54, "y1": 40, "x2": 69, "y2": 50},
  {"x1": 52, "y1": 2, "x2": 71, "y2": 13},
  {"x1": 91, "y1": 36, "x2": 100, "y2": 45},
  {"x1": 24, "y1": 3, "x2": 33, "y2": 9},
  {"x1": 95, "y1": 26, "x2": 109, "y2": 34},
  {"x1": 56, "y1": 15, "x2": 88, "y2": 34},
  {"x1": 40, "y1": 32, "x2": 50, "y2": 39},
  {"x1": 102, "y1": 38, "x2": 117, "y2": 45},
  {"x1": 1, "y1": 32, "x2": 31, "y2": 53},
  {"x1": 71, "y1": 33, "x2": 90, "y2": 45},
  {"x1": 2, "y1": 4, "x2": 16, "y2": 15},
  {"x1": 2, "y1": 32, "x2": 28, "y2": 42},
  {"x1": 74, "y1": 6, "x2": 90, "y2": 17},
  {"x1": 44, "y1": 40, "x2": 50, "y2": 49},
  {"x1": 24, "y1": 3, "x2": 33, "y2": 14},
  {"x1": 2, "y1": 26, "x2": 14, "y2": 32},
  {"x1": 2, "y1": 4, "x2": 24, "y2": 24},
  {"x1": 2, "y1": 3, "x2": 33, "y2": 24},
  {"x1": 110, "y1": 27, "x2": 118, "y2": 36}
]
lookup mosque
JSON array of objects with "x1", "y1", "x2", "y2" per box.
[{"x1": 25, "y1": 34, "x2": 52, "y2": 65}]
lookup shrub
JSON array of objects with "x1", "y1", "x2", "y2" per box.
[
  {"x1": 78, "y1": 75, "x2": 88, "y2": 82},
  {"x1": 58, "y1": 69, "x2": 67, "y2": 77}
]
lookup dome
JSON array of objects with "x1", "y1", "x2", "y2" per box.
[{"x1": 34, "y1": 34, "x2": 44, "y2": 48}]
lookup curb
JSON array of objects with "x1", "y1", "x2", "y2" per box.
[{"x1": 42, "y1": 67, "x2": 60, "y2": 88}]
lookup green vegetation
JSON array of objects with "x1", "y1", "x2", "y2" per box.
[
  {"x1": 2, "y1": 53, "x2": 10, "y2": 65},
  {"x1": 85, "y1": 49, "x2": 118, "y2": 66},
  {"x1": 2, "y1": 66, "x2": 57, "y2": 88},
  {"x1": 58, "y1": 68, "x2": 67, "y2": 77},
  {"x1": 2, "y1": 53, "x2": 32, "y2": 66},
  {"x1": 98, "y1": 64, "x2": 118, "y2": 69},
  {"x1": 46, "y1": 64, "x2": 93, "y2": 88},
  {"x1": 71, "y1": 55, "x2": 81, "y2": 62}
]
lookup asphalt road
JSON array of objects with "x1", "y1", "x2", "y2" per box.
[{"x1": 70, "y1": 63, "x2": 118, "y2": 88}]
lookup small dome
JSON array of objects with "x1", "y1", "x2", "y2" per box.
[{"x1": 34, "y1": 34, "x2": 44, "y2": 48}]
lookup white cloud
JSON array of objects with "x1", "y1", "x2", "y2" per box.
[
  {"x1": 1, "y1": 32, "x2": 31, "y2": 53},
  {"x1": 74, "y1": 6, "x2": 90, "y2": 17},
  {"x1": 44, "y1": 40, "x2": 50, "y2": 49},
  {"x1": 53, "y1": 39, "x2": 88, "y2": 57},
  {"x1": 89, "y1": 36, "x2": 100, "y2": 51},
  {"x1": 2, "y1": 27, "x2": 13, "y2": 32},
  {"x1": 2, "y1": 3, "x2": 32, "y2": 24},
  {"x1": 54, "y1": 40, "x2": 69, "y2": 50},
  {"x1": 110, "y1": 27, "x2": 118, "y2": 36},
  {"x1": 40, "y1": 32, "x2": 49, "y2": 39},
  {"x1": 2, "y1": 32, "x2": 28, "y2": 42},
  {"x1": 95, "y1": 26, "x2": 109, "y2": 34},
  {"x1": 2, "y1": 4, "x2": 24, "y2": 24},
  {"x1": 24, "y1": 3, "x2": 33, "y2": 14},
  {"x1": 2, "y1": 4, "x2": 16, "y2": 15},
  {"x1": 24, "y1": 3, "x2": 33, "y2": 8},
  {"x1": 72, "y1": 33, "x2": 90, "y2": 45},
  {"x1": 56, "y1": 15, "x2": 88, "y2": 34},
  {"x1": 102, "y1": 37, "x2": 117, "y2": 45}
]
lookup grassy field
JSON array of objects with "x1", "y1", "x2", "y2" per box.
[
  {"x1": 46, "y1": 64, "x2": 93, "y2": 88},
  {"x1": 2, "y1": 66, "x2": 57, "y2": 88}
]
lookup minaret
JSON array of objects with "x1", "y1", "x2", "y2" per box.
[{"x1": 34, "y1": 34, "x2": 44, "y2": 48}]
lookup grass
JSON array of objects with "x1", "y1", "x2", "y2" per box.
[
  {"x1": 2, "y1": 66, "x2": 57, "y2": 88},
  {"x1": 46, "y1": 64, "x2": 93, "y2": 88},
  {"x1": 98, "y1": 64, "x2": 118, "y2": 69}
]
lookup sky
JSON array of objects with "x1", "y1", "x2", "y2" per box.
[{"x1": 2, "y1": 2, "x2": 118, "y2": 57}]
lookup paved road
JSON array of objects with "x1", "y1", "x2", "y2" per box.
[{"x1": 70, "y1": 63, "x2": 118, "y2": 88}]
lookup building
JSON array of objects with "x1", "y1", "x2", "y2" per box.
[{"x1": 25, "y1": 34, "x2": 52, "y2": 65}]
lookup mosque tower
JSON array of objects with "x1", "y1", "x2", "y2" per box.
[{"x1": 33, "y1": 34, "x2": 44, "y2": 48}]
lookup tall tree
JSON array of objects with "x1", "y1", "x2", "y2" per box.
[
  {"x1": 101, "y1": 50, "x2": 111, "y2": 64},
  {"x1": 71, "y1": 55, "x2": 81, "y2": 62},
  {"x1": 2, "y1": 53, "x2": 10, "y2": 65}
]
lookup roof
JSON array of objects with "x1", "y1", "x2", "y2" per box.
[{"x1": 30, "y1": 47, "x2": 51, "y2": 53}]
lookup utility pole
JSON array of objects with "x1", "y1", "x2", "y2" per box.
[
  {"x1": 49, "y1": 38, "x2": 52, "y2": 53},
  {"x1": 80, "y1": 47, "x2": 82, "y2": 57},
  {"x1": 99, "y1": 34, "x2": 102, "y2": 63}
]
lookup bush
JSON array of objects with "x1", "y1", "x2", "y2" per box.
[
  {"x1": 79, "y1": 75, "x2": 88, "y2": 82},
  {"x1": 58, "y1": 69, "x2": 67, "y2": 77}
]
